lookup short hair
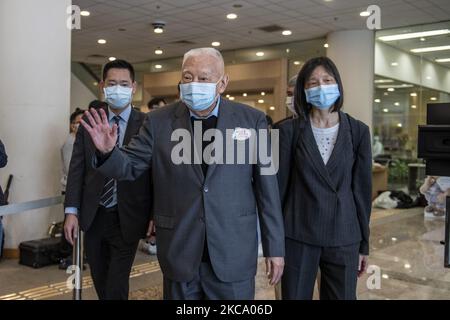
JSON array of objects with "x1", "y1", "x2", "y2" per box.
[
  {"x1": 88, "y1": 100, "x2": 108, "y2": 110},
  {"x1": 102, "y1": 59, "x2": 135, "y2": 82},
  {"x1": 70, "y1": 108, "x2": 84, "y2": 124},
  {"x1": 182, "y1": 48, "x2": 224, "y2": 72},
  {"x1": 147, "y1": 97, "x2": 167, "y2": 109},
  {"x1": 288, "y1": 75, "x2": 297, "y2": 87},
  {"x1": 294, "y1": 56, "x2": 344, "y2": 117}
]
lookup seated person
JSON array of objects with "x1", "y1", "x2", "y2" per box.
[{"x1": 420, "y1": 176, "x2": 450, "y2": 217}]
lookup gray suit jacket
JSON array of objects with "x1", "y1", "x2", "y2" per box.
[
  {"x1": 96, "y1": 99, "x2": 285, "y2": 282},
  {"x1": 275, "y1": 112, "x2": 372, "y2": 255},
  {"x1": 64, "y1": 107, "x2": 152, "y2": 244}
]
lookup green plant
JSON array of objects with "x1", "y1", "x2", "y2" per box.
[{"x1": 388, "y1": 158, "x2": 409, "y2": 183}]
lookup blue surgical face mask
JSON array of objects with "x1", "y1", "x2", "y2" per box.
[
  {"x1": 305, "y1": 84, "x2": 340, "y2": 110},
  {"x1": 180, "y1": 80, "x2": 220, "y2": 111},
  {"x1": 104, "y1": 85, "x2": 133, "y2": 109}
]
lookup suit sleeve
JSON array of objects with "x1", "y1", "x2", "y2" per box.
[
  {"x1": 96, "y1": 113, "x2": 154, "y2": 181},
  {"x1": 0, "y1": 139, "x2": 7, "y2": 168},
  {"x1": 64, "y1": 125, "x2": 86, "y2": 210},
  {"x1": 274, "y1": 121, "x2": 294, "y2": 209},
  {"x1": 352, "y1": 124, "x2": 372, "y2": 255},
  {"x1": 253, "y1": 114, "x2": 285, "y2": 258}
]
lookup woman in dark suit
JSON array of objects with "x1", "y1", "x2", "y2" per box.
[{"x1": 276, "y1": 57, "x2": 372, "y2": 300}]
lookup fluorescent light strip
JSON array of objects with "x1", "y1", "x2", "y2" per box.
[
  {"x1": 377, "y1": 84, "x2": 414, "y2": 89},
  {"x1": 436, "y1": 58, "x2": 450, "y2": 63},
  {"x1": 411, "y1": 45, "x2": 450, "y2": 53},
  {"x1": 379, "y1": 29, "x2": 449, "y2": 41}
]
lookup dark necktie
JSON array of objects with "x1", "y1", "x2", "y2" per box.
[
  {"x1": 99, "y1": 116, "x2": 121, "y2": 207},
  {"x1": 190, "y1": 115, "x2": 218, "y2": 176}
]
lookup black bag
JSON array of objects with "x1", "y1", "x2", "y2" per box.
[{"x1": 19, "y1": 237, "x2": 62, "y2": 268}]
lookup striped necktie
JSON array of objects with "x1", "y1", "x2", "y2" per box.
[{"x1": 99, "y1": 116, "x2": 121, "y2": 207}]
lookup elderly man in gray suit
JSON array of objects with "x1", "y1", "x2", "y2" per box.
[{"x1": 80, "y1": 48, "x2": 285, "y2": 300}]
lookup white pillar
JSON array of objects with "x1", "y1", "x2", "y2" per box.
[
  {"x1": 0, "y1": 0, "x2": 71, "y2": 250},
  {"x1": 327, "y1": 30, "x2": 375, "y2": 131}
]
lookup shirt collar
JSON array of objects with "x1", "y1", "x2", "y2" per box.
[
  {"x1": 189, "y1": 96, "x2": 221, "y2": 119},
  {"x1": 108, "y1": 104, "x2": 132, "y2": 123}
]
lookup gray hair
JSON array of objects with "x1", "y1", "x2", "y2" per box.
[
  {"x1": 288, "y1": 75, "x2": 298, "y2": 87},
  {"x1": 182, "y1": 47, "x2": 224, "y2": 71}
]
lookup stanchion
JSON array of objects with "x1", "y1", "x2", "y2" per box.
[{"x1": 72, "y1": 228, "x2": 84, "y2": 300}]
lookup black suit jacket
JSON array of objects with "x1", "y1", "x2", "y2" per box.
[
  {"x1": 0, "y1": 140, "x2": 7, "y2": 205},
  {"x1": 64, "y1": 107, "x2": 152, "y2": 243},
  {"x1": 275, "y1": 111, "x2": 372, "y2": 255}
]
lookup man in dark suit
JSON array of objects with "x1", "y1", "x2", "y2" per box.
[
  {"x1": 64, "y1": 60, "x2": 152, "y2": 300},
  {"x1": 0, "y1": 139, "x2": 7, "y2": 206},
  {"x1": 80, "y1": 48, "x2": 285, "y2": 300}
]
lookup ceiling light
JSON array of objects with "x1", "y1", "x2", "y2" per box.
[
  {"x1": 229, "y1": 97, "x2": 235, "y2": 101},
  {"x1": 404, "y1": 263, "x2": 411, "y2": 269},
  {"x1": 269, "y1": 106, "x2": 275, "y2": 110},
  {"x1": 294, "y1": 61, "x2": 301, "y2": 65},
  {"x1": 392, "y1": 237, "x2": 397, "y2": 241},
  {"x1": 374, "y1": 99, "x2": 381, "y2": 103},
  {"x1": 154, "y1": 48, "x2": 163, "y2": 55},
  {"x1": 261, "y1": 92, "x2": 266, "y2": 96},
  {"x1": 256, "y1": 51, "x2": 265, "y2": 57},
  {"x1": 383, "y1": 108, "x2": 389, "y2": 113},
  {"x1": 426, "y1": 76, "x2": 432, "y2": 80},
  {"x1": 410, "y1": 92, "x2": 417, "y2": 97},
  {"x1": 387, "y1": 88, "x2": 395, "y2": 92},
  {"x1": 211, "y1": 41, "x2": 221, "y2": 47},
  {"x1": 155, "y1": 64, "x2": 162, "y2": 69},
  {"x1": 382, "y1": 274, "x2": 389, "y2": 279},
  {"x1": 152, "y1": 21, "x2": 165, "y2": 34},
  {"x1": 324, "y1": 43, "x2": 329, "y2": 48},
  {"x1": 258, "y1": 99, "x2": 264, "y2": 103},
  {"x1": 436, "y1": 58, "x2": 450, "y2": 63},
  {"x1": 394, "y1": 102, "x2": 400, "y2": 106},
  {"x1": 242, "y1": 93, "x2": 247, "y2": 97},
  {"x1": 154, "y1": 27, "x2": 163, "y2": 34},
  {"x1": 391, "y1": 62, "x2": 398, "y2": 66},
  {"x1": 108, "y1": 57, "x2": 116, "y2": 61},
  {"x1": 226, "y1": 13, "x2": 237, "y2": 19},
  {"x1": 226, "y1": 94, "x2": 230, "y2": 98},
  {"x1": 420, "y1": 37, "x2": 426, "y2": 42},
  {"x1": 80, "y1": 10, "x2": 90, "y2": 17},
  {"x1": 397, "y1": 123, "x2": 403, "y2": 127},
  {"x1": 97, "y1": 39, "x2": 106, "y2": 44},
  {"x1": 282, "y1": 30, "x2": 292, "y2": 36},
  {"x1": 384, "y1": 92, "x2": 389, "y2": 96},
  {"x1": 411, "y1": 105, "x2": 417, "y2": 109},
  {"x1": 93, "y1": 82, "x2": 98, "y2": 86},
  {"x1": 411, "y1": 45, "x2": 450, "y2": 53},
  {"x1": 378, "y1": 84, "x2": 413, "y2": 89},
  {"x1": 286, "y1": 48, "x2": 290, "y2": 53},
  {"x1": 360, "y1": 11, "x2": 370, "y2": 17},
  {"x1": 430, "y1": 97, "x2": 437, "y2": 101},
  {"x1": 374, "y1": 79, "x2": 394, "y2": 84},
  {"x1": 379, "y1": 29, "x2": 450, "y2": 42}
]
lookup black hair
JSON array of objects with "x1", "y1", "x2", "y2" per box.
[
  {"x1": 147, "y1": 97, "x2": 167, "y2": 109},
  {"x1": 88, "y1": 100, "x2": 108, "y2": 110},
  {"x1": 102, "y1": 59, "x2": 135, "y2": 82},
  {"x1": 70, "y1": 108, "x2": 85, "y2": 124},
  {"x1": 294, "y1": 56, "x2": 344, "y2": 117}
]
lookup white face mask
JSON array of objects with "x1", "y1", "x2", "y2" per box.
[
  {"x1": 104, "y1": 85, "x2": 133, "y2": 109},
  {"x1": 285, "y1": 96, "x2": 297, "y2": 115}
]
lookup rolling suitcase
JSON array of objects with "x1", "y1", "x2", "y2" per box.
[{"x1": 19, "y1": 237, "x2": 61, "y2": 268}]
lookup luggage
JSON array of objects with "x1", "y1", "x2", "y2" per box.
[{"x1": 19, "y1": 237, "x2": 62, "y2": 268}]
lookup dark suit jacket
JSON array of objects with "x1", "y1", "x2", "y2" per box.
[
  {"x1": 64, "y1": 107, "x2": 152, "y2": 244},
  {"x1": 275, "y1": 111, "x2": 372, "y2": 255},
  {"x1": 96, "y1": 99, "x2": 285, "y2": 283},
  {"x1": 0, "y1": 140, "x2": 7, "y2": 205}
]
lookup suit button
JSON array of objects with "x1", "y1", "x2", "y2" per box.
[{"x1": 203, "y1": 186, "x2": 209, "y2": 193}]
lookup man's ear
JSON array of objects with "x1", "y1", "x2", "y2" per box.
[
  {"x1": 132, "y1": 81, "x2": 137, "y2": 95},
  {"x1": 218, "y1": 75, "x2": 229, "y2": 94}
]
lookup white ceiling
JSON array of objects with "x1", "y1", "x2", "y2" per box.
[{"x1": 71, "y1": 0, "x2": 450, "y2": 64}]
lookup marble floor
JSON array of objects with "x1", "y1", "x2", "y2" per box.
[{"x1": 0, "y1": 206, "x2": 449, "y2": 300}]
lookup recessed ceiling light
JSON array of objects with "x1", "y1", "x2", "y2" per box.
[
  {"x1": 411, "y1": 45, "x2": 450, "y2": 53},
  {"x1": 261, "y1": 92, "x2": 266, "y2": 96},
  {"x1": 374, "y1": 79, "x2": 394, "y2": 83},
  {"x1": 374, "y1": 99, "x2": 381, "y2": 103},
  {"x1": 227, "y1": 13, "x2": 238, "y2": 19},
  {"x1": 436, "y1": 58, "x2": 450, "y2": 63},
  {"x1": 378, "y1": 29, "x2": 450, "y2": 41},
  {"x1": 155, "y1": 64, "x2": 162, "y2": 69},
  {"x1": 80, "y1": 10, "x2": 90, "y2": 17},
  {"x1": 282, "y1": 30, "x2": 292, "y2": 36},
  {"x1": 324, "y1": 43, "x2": 329, "y2": 48},
  {"x1": 404, "y1": 263, "x2": 411, "y2": 269},
  {"x1": 383, "y1": 108, "x2": 389, "y2": 113},
  {"x1": 155, "y1": 48, "x2": 163, "y2": 55},
  {"x1": 294, "y1": 61, "x2": 301, "y2": 65},
  {"x1": 229, "y1": 96, "x2": 235, "y2": 101},
  {"x1": 391, "y1": 62, "x2": 398, "y2": 66},
  {"x1": 410, "y1": 92, "x2": 417, "y2": 97},
  {"x1": 384, "y1": 92, "x2": 389, "y2": 96},
  {"x1": 97, "y1": 39, "x2": 106, "y2": 44},
  {"x1": 420, "y1": 37, "x2": 426, "y2": 41},
  {"x1": 430, "y1": 97, "x2": 437, "y2": 101},
  {"x1": 211, "y1": 41, "x2": 221, "y2": 47},
  {"x1": 392, "y1": 237, "x2": 397, "y2": 241},
  {"x1": 382, "y1": 274, "x2": 389, "y2": 279},
  {"x1": 286, "y1": 48, "x2": 290, "y2": 53},
  {"x1": 269, "y1": 106, "x2": 275, "y2": 110},
  {"x1": 108, "y1": 57, "x2": 116, "y2": 61},
  {"x1": 397, "y1": 123, "x2": 402, "y2": 127},
  {"x1": 387, "y1": 88, "x2": 395, "y2": 92},
  {"x1": 93, "y1": 82, "x2": 98, "y2": 86},
  {"x1": 426, "y1": 76, "x2": 432, "y2": 80},
  {"x1": 360, "y1": 11, "x2": 370, "y2": 17},
  {"x1": 394, "y1": 102, "x2": 400, "y2": 106},
  {"x1": 258, "y1": 99, "x2": 264, "y2": 103},
  {"x1": 226, "y1": 94, "x2": 230, "y2": 98},
  {"x1": 154, "y1": 26, "x2": 164, "y2": 34},
  {"x1": 256, "y1": 51, "x2": 264, "y2": 57},
  {"x1": 242, "y1": 93, "x2": 247, "y2": 97},
  {"x1": 411, "y1": 105, "x2": 417, "y2": 109}
]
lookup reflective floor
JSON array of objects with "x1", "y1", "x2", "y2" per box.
[{"x1": 0, "y1": 206, "x2": 449, "y2": 300}]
